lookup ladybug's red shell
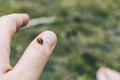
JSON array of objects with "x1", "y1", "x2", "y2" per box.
[{"x1": 37, "y1": 37, "x2": 43, "y2": 45}]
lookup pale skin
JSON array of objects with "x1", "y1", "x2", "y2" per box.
[
  {"x1": 97, "y1": 67, "x2": 120, "y2": 80},
  {"x1": 0, "y1": 13, "x2": 119, "y2": 80},
  {"x1": 0, "y1": 13, "x2": 57, "y2": 80}
]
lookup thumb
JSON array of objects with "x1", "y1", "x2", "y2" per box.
[
  {"x1": 5, "y1": 31, "x2": 57, "y2": 80},
  {"x1": 97, "y1": 67, "x2": 120, "y2": 80}
]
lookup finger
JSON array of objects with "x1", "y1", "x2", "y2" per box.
[
  {"x1": 97, "y1": 67, "x2": 120, "y2": 80},
  {"x1": 0, "y1": 14, "x2": 29, "y2": 75},
  {"x1": 11, "y1": 31, "x2": 57, "y2": 80}
]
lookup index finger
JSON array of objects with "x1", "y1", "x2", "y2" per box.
[{"x1": 0, "y1": 13, "x2": 29, "y2": 75}]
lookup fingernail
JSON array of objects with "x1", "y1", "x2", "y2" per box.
[{"x1": 41, "y1": 31, "x2": 57, "y2": 47}]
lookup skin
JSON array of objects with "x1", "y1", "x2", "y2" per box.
[
  {"x1": 97, "y1": 67, "x2": 120, "y2": 80},
  {"x1": 0, "y1": 13, "x2": 57, "y2": 80},
  {"x1": 0, "y1": 13, "x2": 119, "y2": 80}
]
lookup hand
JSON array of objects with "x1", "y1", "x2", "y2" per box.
[
  {"x1": 0, "y1": 14, "x2": 57, "y2": 80},
  {"x1": 97, "y1": 67, "x2": 120, "y2": 80}
]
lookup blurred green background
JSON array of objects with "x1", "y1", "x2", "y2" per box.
[{"x1": 0, "y1": 0, "x2": 120, "y2": 80}]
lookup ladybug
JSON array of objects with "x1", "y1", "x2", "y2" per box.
[{"x1": 37, "y1": 37, "x2": 43, "y2": 45}]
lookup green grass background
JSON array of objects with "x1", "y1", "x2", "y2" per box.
[{"x1": 0, "y1": 0, "x2": 120, "y2": 80}]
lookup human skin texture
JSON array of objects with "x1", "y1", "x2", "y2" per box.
[
  {"x1": 0, "y1": 13, "x2": 57, "y2": 80},
  {"x1": 0, "y1": 13, "x2": 119, "y2": 80},
  {"x1": 97, "y1": 67, "x2": 120, "y2": 80}
]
